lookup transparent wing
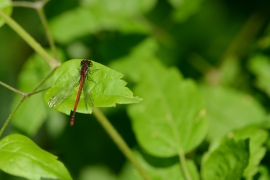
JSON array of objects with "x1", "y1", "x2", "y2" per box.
[
  {"x1": 83, "y1": 78, "x2": 94, "y2": 112},
  {"x1": 48, "y1": 75, "x2": 80, "y2": 108}
]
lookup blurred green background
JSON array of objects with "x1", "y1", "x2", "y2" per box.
[{"x1": 1, "y1": 0, "x2": 270, "y2": 179}]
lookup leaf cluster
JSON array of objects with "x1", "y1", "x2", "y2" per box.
[{"x1": 1, "y1": 0, "x2": 270, "y2": 180}]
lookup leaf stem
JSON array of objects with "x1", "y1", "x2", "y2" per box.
[
  {"x1": 30, "y1": 67, "x2": 57, "y2": 93},
  {"x1": 37, "y1": 7, "x2": 58, "y2": 60},
  {"x1": 12, "y1": 0, "x2": 50, "y2": 9},
  {"x1": 0, "y1": 81, "x2": 26, "y2": 96},
  {"x1": 0, "y1": 97, "x2": 25, "y2": 137},
  {"x1": 0, "y1": 9, "x2": 59, "y2": 69},
  {"x1": 178, "y1": 151, "x2": 192, "y2": 180},
  {"x1": 12, "y1": 1, "x2": 57, "y2": 58},
  {"x1": 92, "y1": 108, "x2": 150, "y2": 180},
  {"x1": 0, "y1": 67, "x2": 55, "y2": 136}
]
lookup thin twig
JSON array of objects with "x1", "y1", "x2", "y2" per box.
[
  {"x1": 0, "y1": 9, "x2": 59, "y2": 69},
  {"x1": 178, "y1": 150, "x2": 192, "y2": 180},
  {"x1": 0, "y1": 67, "x2": 55, "y2": 135},
  {"x1": 0, "y1": 97, "x2": 26, "y2": 137},
  {"x1": 37, "y1": 7, "x2": 58, "y2": 60},
  {"x1": 12, "y1": 1, "x2": 39, "y2": 8},
  {"x1": 27, "y1": 87, "x2": 51, "y2": 97},
  {"x1": 0, "y1": 81, "x2": 26, "y2": 96},
  {"x1": 30, "y1": 67, "x2": 57, "y2": 93},
  {"x1": 12, "y1": 0, "x2": 50, "y2": 9},
  {"x1": 92, "y1": 108, "x2": 150, "y2": 180}
]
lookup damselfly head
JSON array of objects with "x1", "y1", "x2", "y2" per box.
[{"x1": 81, "y1": 59, "x2": 92, "y2": 67}]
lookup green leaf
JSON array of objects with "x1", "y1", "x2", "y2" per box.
[
  {"x1": 170, "y1": 0, "x2": 204, "y2": 22},
  {"x1": 50, "y1": 0, "x2": 156, "y2": 43},
  {"x1": 0, "y1": 0, "x2": 12, "y2": 27},
  {"x1": 258, "y1": 166, "x2": 270, "y2": 180},
  {"x1": 233, "y1": 126, "x2": 268, "y2": 180},
  {"x1": 0, "y1": 134, "x2": 72, "y2": 180},
  {"x1": 128, "y1": 59, "x2": 207, "y2": 157},
  {"x1": 10, "y1": 50, "x2": 65, "y2": 136},
  {"x1": 44, "y1": 59, "x2": 142, "y2": 115},
  {"x1": 248, "y1": 54, "x2": 270, "y2": 97},
  {"x1": 201, "y1": 138, "x2": 249, "y2": 180},
  {"x1": 201, "y1": 86, "x2": 266, "y2": 142},
  {"x1": 119, "y1": 151, "x2": 199, "y2": 180},
  {"x1": 78, "y1": 165, "x2": 116, "y2": 180},
  {"x1": 110, "y1": 38, "x2": 159, "y2": 83}
]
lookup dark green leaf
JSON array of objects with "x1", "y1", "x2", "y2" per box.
[
  {"x1": 170, "y1": 0, "x2": 205, "y2": 22},
  {"x1": 201, "y1": 138, "x2": 249, "y2": 180},
  {"x1": 233, "y1": 126, "x2": 268, "y2": 179},
  {"x1": 78, "y1": 165, "x2": 116, "y2": 180},
  {"x1": 201, "y1": 86, "x2": 266, "y2": 142},
  {"x1": 119, "y1": 151, "x2": 199, "y2": 180},
  {"x1": 44, "y1": 59, "x2": 142, "y2": 115},
  {"x1": 248, "y1": 54, "x2": 270, "y2": 97},
  {"x1": 50, "y1": 0, "x2": 156, "y2": 43},
  {"x1": 0, "y1": 134, "x2": 72, "y2": 180},
  {"x1": 258, "y1": 166, "x2": 270, "y2": 180},
  {"x1": 0, "y1": 0, "x2": 12, "y2": 27},
  {"x1": 110, "y1": 38, "x2": 159, "y2": 83},
  {"x1": 128, "y1": 59, "x2": 207, "y2": 157}
]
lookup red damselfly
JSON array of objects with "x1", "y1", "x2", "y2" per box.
[{"x1": 48, "y1": 60, "x2": 97, "y2": 126}]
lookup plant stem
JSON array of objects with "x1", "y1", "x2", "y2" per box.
[
  {"x1": 12, "y1": 0, "x2": 50, "y2": 9},
  {"x1": 13, "y1": 0, "x2": 58, "y2": 60},
  {"x1": 0, "y1": 66, "x2": 55, "y2": 135},
  {"x1": 178, "y1": 151, "x2": 192, "y2": 180},
  {"x1": 92, "y1": 108, "x2": 150, "y2": 180},
  {"x1": 0, "y1": 98, "x2": 25, "y2": 137},
  {"x1": 12, "y1": 1, "x2": 38, "y2": 8},
  {"x1": 31, "y1": 67, "x2": 57, "y2": 93},
  {"x1": 0, "y1": 81, "x2": 26, "y2": 96},
  {"x1": 0, "y1": 9, "x2": 59, "y2": 69},
  {"x1": 37, "y1": 7, "x2": 58, "y2": 60}
]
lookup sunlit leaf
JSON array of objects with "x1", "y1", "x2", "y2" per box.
[
  {"x1": 233, "y1": 126, "x2": 268, "y2": 179},
  {"x1": 0, "y1": 0, "x2": 12, "y2": 27},
  {"x1": 119, "y1": 151, "x2": 199, "y2": 180},
  {"x1": 44, "y1": 59, "x2": 142, "y2": 115},
  {"x1": 201, "y1": 86, "x2": 266, "y2": 142},
  {"x1": 10, "y1": 50, "x2": 65, "y2": 136},
  {"x1": 201, "y1": 138, "x2": 249, "y2": 180},
  {"x1": 128, "y1": 59, "x2": 207, "y2": 157},
  {"x1": 0, "y1": 134, "x2": 72, "y2": 180}
]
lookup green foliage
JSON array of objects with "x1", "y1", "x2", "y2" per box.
[
  {"x1": 44, "y1": 59, "x2": 142, "y2": 115},
  {"x1": 119, "y1": 151, "x2": 199, "y2": 180},
  {"x1": 233, "y1": 126, "x2": 268, "y2": 179},
  {"x1": 201, "y1": 138, "x2": 249, "y2": 180},
  {"x1": 128, "y1": 58, "x2": 207, "y2": 157},
  {"x1": 1, "y1": 0, "x2": 270, "y2": 180},
  {"x1": 50, "y1": 0, "x2": 156, "y2": 43},
  {"x1": 10, "y1": 50, "x2": 65, "y2": 136},
  {"x1": 201, "y1": 86, "x2": 266, "y2": 142},
  {"x1": 0, "y1": 0, "x2": 12, "y2": 27},
  {"x1": 78, "y1": 165, "x2": 117, "y2": 180},
  {"x1": 248, "y1": 54, "x2": 270, "y2": 97},
  {"x1": 0, "y1": 134, "x2": 72, "y2": 180},
  {"x1": 170, "y1": 0, "x2": 205, "y2": 22}
]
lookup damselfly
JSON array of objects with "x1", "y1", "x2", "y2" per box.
[{"x1": 48, "y1": 60, "x2": 97, "y2": 126}]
